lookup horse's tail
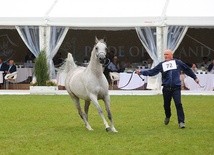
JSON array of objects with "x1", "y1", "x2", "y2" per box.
[
  {"x1": 65, "y1": 53, "x2": 77, "y2": 72},
  {"x1": 58, "y1": 53, "x2": 77, "y2": 73}
]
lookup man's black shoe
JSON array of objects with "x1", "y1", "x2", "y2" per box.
[
  {"x1": 164, "y1": 117, "x2": 170, "y2": 125},
  {"x1": 179, "y1": 122, "x2": 185, "y2": 128}
]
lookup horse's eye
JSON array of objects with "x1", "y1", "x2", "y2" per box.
[{"x1": 95, "y1": 47, "x2": 98, "y2": 50}]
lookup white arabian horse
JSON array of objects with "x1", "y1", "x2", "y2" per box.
[{"x1": 64, "y1": 38, "x2": 117, "y2": 132}]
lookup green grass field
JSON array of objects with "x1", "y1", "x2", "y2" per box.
[{"x1": 0, "y1": 95, "x2": 213, "y2": 155}]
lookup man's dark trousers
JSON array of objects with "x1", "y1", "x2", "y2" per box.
[{"x1": 162, "y1": 86, "x2": 185, "y2": 123}]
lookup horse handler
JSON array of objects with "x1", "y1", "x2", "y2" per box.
[{"x1": 136, "y1": 49, "x2": 199, "y2": 129}]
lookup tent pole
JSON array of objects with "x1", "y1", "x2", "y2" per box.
[
  {"x1": 39, "y1": 26, "x2": 46, "y2": 52},
  {"x1": 156, "y1": 26, "x2": 168, "y2": 90},
  {"x1": 39, "y1": 26, "x2": 52, "y2": 79},
  {"x1": 156, "y1": 26, "x2": 168, "y2": 62},
  {"x1": 156, "y1": 27, "x2": 163, "y2": 62}
]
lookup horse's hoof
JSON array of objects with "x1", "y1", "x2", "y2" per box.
[
  {"x1": 106, "y1": 127, "x2": 111, "y2": 132},
  {"x1": 111, "y1": 129, "x2": 118, "y2": 133},
  {"x1": 86, "y1": 126, "x2": 94, "y2": 131}
]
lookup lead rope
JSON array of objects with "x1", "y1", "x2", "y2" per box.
[{"x1": 119, "y1": 71, "x2": 144, "y2": 89}]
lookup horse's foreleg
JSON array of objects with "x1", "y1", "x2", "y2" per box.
[
  {"x1": 71, "y1": 97, "x2": 93, "y2": 131},
  {"x1": 103, "y1": 96, "x2": 118, "y2": 133},
  {"x1": 90, "y1": 94, "x2": 110, "y2": 131},
  {"x1": 84, "y1": 101, "x2": 91, "y2": 121}
]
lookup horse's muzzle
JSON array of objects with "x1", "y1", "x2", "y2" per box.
[
  {"x1": 99, "y1": 57, "x2": 106, "y2": 64},
  {"x1": 97, "y1": 52, "x2": 106, "y2": 64}
]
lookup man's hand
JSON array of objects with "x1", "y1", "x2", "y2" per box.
[
  {"x1": 195, "y1": 78, "x2": 199, "y2": 84},
  {"x1": 135, "y1": 69, "x2": 141, "y2": 75}
]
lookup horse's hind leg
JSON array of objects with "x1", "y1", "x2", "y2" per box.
[
  {"x1": 103, "y1": 95, "x2": 118, "y2": 132},
  {"x1": 71, "y1": 97, "x2": 93, "y2": 131},
  {"x1": 84, "y1": 101, "x2": 91, "y2": 121}
]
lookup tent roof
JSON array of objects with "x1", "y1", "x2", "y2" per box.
[
  {"x1": 0, "y1": 0, "x2": 214, "y2": 27},
  {"x1": 47, "y1": 0, "x2": 165, "y2": 27},
  {"x1": 0, "y1": 0, "x2": 54, "y2": 26},
  {"x1": 165, "y1": 0, "x2": 214, "y2": 26}
]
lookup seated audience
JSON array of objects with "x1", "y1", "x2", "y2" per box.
[
  {"x1": 199, "y1": 56, "x2": 211, "y2": 70},
  {"x1": 107, "y1": 50, "x2": 115, "y2": 62},
  {"x1": 120, "y1": 57, "x2": 132, "y2": 71},
  {"x1": 180, "y1": 71, "x2": 187, "y2": 90},
  {"x1": 25, "y1": 52, "x2": 35, "y2": 63},
  {"x1": 0, "y1": 58, "x2": 8, "y2": 73},
  {"x1": 0, "y1": 58, "x2": 9, "y2": 88},
  {"x1": 107, "y1": 56, "x2": 122, "y2": 72},
  {"x1": 103, "y1": 52, "x2": 115, "y2": 84},
  {"x1": 191, "y1": 63, "x2": 198, "y2": 73},
  {"x1": 208, "y1": 59, "x2": 214, "y2": 73},
  {"x1": 146, "y1": 58, "x2": 153, "y2": 69},
  {"x1": 54, "y1": 52, "x2": 64, "y2": 67},
  {"x1": 5, "y1": 59, "x2": 17, "y2": 74}
]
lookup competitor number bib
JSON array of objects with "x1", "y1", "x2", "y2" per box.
[{"x1": 162, "y1": 60, "x2": 177, "y2": 72}]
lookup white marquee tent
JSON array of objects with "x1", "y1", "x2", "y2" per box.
[
  {"x1": 0, "y1": 0, "x2": 214, "y2": 89},
  {"x1": 0, "y1": 0, "x2": 214, "y2": 27}
]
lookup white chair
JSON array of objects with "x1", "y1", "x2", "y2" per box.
[
  {"x1": 0, "y1": 71, "x2": 4, "y2": 89},
  {"x1": 109, "y1": 72, "x2": 120, "y2": 89},
  {"x1": 0, "y1": 71, "x2": 3, "y2": 84},
  {"x1": 4, "y1": 71, "x2": 18, "y2": 89}
]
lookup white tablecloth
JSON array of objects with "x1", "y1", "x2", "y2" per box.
[
  {"x1": 16, "y1": 68, "x2": 33, "y2": 83},
  {"x1": 0, "y1": 71, "x2": 3, "y2": 83},
  {"x1": 57, "y1": 71, "x2": 67, "y2": 86},
  {"x1": 184, "y1": 74, "x2": 214, "y2": 91},
  {"x1": 118, "y1": 72, "x2": 147, "y2": 90}
]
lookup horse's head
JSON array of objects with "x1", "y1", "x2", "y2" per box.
[{"x1": 94, "y1": 37, "x2": 108, "y2": 64}]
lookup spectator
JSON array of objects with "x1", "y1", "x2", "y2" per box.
[
  {"x1": 5, "y1": 59, "x2": 17, "y2": 74},
  {"x1": 107, "y1": 50, "x2": 115, "y2": 62},
  {"x1": 120, "y1": 57, "x2": 132, "y2": 71},
  {"x1": 199, "y1": 56, "x2": 210, "y2": 70},
  {"x1": 208, "y1": 59, "x2": 214, "y2": 73},
  {"x1": 0, "y1": 58, "x2": 8, "y2": 88},
  {"x1": 147, "y1": 58, "x2": 153, "y2": 69},
  {"x1": 25, "y1": 52, "x2": 35, "y2": 63},
  {"x1": 0, "y1": 58, "x2": 8, "y2": 73},
  {"x1": 103, "y1": 51, "x2": 115, "y2": 84},
  {"x1": 107, "y1": 56, "x2": 121, "y2": 72},
  {"x1": 54, "y1": 52, "x2": 64, "y2": 67},
  {"x1": 191, "y1": 63, "x2": 198, "y2": 73},
  {"x1": 180, "y1": 71, "x2": 187, "y2": 90}
]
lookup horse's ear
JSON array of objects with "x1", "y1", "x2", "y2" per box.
[
  {"x1": 95, "y1": 36, "x2": 99, "y2": 43},
  {"x1": 67, "y1": 53, "x2": 72, "y2": 59},
  {"x1": 103, "y1": 37, "x2": 107, "y2": 43}
]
